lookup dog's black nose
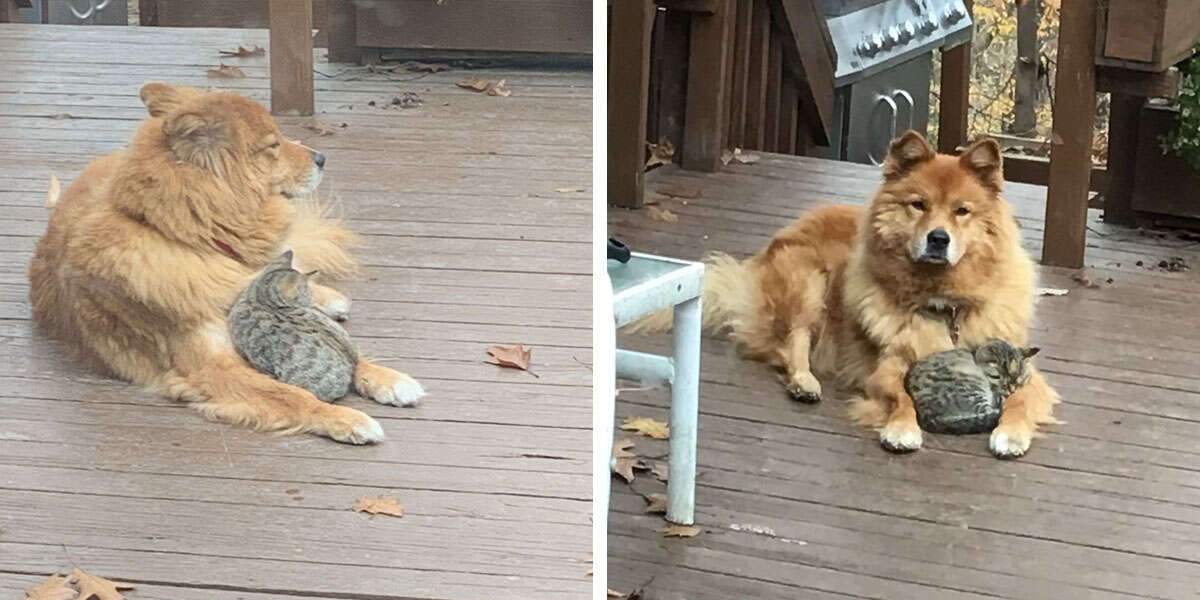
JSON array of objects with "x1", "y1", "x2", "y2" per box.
[
  {"x1": 927, "y1": 228, "x2": 951, "y2": 249},
  {"x1": 312, "y1": 151, "x2": 326, "y2": 169}
]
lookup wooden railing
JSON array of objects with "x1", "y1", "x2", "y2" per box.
[{"x1": 608, "y1": 0, "x2": 835, "y2": 208}]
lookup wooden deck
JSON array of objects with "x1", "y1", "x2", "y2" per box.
[
  {"x1": 0, "y1": 25, "x2": 590, "y2": 599},
  {"x1": 608, "y1": 155, "x2": 1200, "y2": 599}
]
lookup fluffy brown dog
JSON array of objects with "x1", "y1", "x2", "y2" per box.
[
  {"x1": 29, "y1": 82, "x2": 424, "y2": 444},
  {"x1": 630, "y1": 131, "x2": 1058, "y2": 457}
]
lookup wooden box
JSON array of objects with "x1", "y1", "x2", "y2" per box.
[
  {"x1": 1131, "y1": 103, "x2": 1200, "y2": 220},
  {"x1": 1097, "y1": 0, "x2": 1200, "y2": 71},
  {"x1": 353, "y1": 0, "x2": 591, "y2": 55}
]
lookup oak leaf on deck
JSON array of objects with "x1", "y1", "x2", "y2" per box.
[
  {"x1": 620, "y1": 416, "x2": 669, "y2": 439},
  {"x1": 352, "y1": 495, "x2": 405, "y2": 518},
  {"x1": 218, "y1": 45, "x2": 265, "y2": 57},
  {"x1": 24, "y1": 574, "x2": 76, "y2": 600},
  {"x1": 70, "y1": 568, "x2": 133, "y2": 600},
  {"x1": 206, "y1": 64, "x2": 247, "y2": 78},
  {"x1": 486, "y1": 344, "x2": 532, "y2": 370}
]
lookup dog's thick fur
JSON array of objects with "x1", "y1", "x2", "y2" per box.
[
  {"x1": 630, "y1": 131, "x2": 1058, "y2": 457},
  {"x1": 29, "y1": 82, "x2": 423, "y2": 444}
]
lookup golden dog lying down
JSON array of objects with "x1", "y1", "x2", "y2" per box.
[
  {"x1": 29, "y1": 83, "x2": 423, "y2": 444},
  {"x1": 631, "y1": 132, "x2": 1058, "y2": 457}
]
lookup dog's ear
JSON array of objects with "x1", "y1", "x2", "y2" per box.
[
  {"x1": 162, "y1": 112, "x2": 230, "y2": 168},
  {"x1": 959, "y1": 138, "x2": 1004, "y2": 193},
  {"x1": 882, "y1": 131, "x2": 935, "y2": 180},
  {"x1": 140, "y1": 82, "x2": 198, "y2": 118}
]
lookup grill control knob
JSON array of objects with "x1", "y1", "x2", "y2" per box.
[
  {"x1": 944, "y1": 5, "x2": 965, "y2": 23},
  {"x1": 887, "y1": 26, "x2": 902, "y2": 45},
  {"x1": 901, "y1": 21, "x2": 917, "y2": 41},
  {"x1": 871, "y1": 32, "x2": 886, "y2": 51},
  {"x1": 920, "y1": 16, "x2": 938, "y2": 33}
]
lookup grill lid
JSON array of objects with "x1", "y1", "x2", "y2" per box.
[{"x1": 821, "y1": 0, "x2": 973, "y2": 86}]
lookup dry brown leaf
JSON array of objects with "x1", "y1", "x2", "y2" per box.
[
  {"x1": 457, "y1": 77, "x2": 491, "y2": 92},
  {"x1": 353, "y1": 495, "x2": 405, "y2": 517},
  {"x1": 392, "y1": 61, "x2": 451, "y2": 73},
  {"x1": 47, "y1": 174, "x2": 61, "y2": 209},
  {"x1": 303, "y1": 118, "x2": 339, "y2": 136},
  {"x1": 487, "y1": 79, "x2": 513, "y2": 97},
  {"x1": 607, "y1": 590, "x2": 624, "y2": 598},
  {"x1": 732, "y1": 148, "x2": 761, "y2": 164},
  {"x1": 25, "y1": 574, "x2": 76, "y2": 600},
  {"x1": 646, "y1": 137, "x2": 675, "y2": 169},
  {"x1": 206, "y1": 64, "x2": 247, "y2": 78},
  {"x1": 642, "y1": 193, "x2": 667, "y2": 206},
  {"x1": 643, "y1": 492, "x2": 667, "y2": 514},
  {"x1": 1071, "y1": 272, "x2": 1101, "y2": 288},
  {"x1": 647, "y1": 205, "x2": 678, "y2": 223},
  {"x1": 218, "y1": 45, "x2": 265, "y2": 57},
  {"x1": 70, "y1": 568, "x2": 132, "y2": 600},
  {"x1": 657, "y1": 184, "x2": 701, "y2": 199},
  {"x1": 660, "y1": 524, "x2": 702, "y2": 538},
  {"x1": 621, "y1": 416, "x2": 670, "y2": 439},
  {"x1": 611, "y1": 438, "x2": 648, "y2": 483},
  {"x1": 720, "y1": 149, "x2": 734, "y2": 166},
  {"x1": 486, "y1": 344, "x2": 532, "y2": 370},
  {"x1": 613, "y1": 438, "x2": 637, "y2": 458},
  {"x1": 650, "y1": 462, "x2": 669, "y2": 482}
]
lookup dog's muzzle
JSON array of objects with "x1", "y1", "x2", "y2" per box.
[{"x1": 914, "y1": 228, "x2": 953, "y2": 265}]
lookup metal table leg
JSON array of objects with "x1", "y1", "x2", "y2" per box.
[{"x1": 667, "y1": 296, "x2": 700, "y2": 525}]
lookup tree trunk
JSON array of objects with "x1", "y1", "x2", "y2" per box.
[{"x1": 1011, "y1": 0, "x2": 1040, "y2": 136}]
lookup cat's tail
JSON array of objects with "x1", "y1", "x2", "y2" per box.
[
  {"x1": 157, "y1": 351, "x2": 385, "y2": 444},
  {"x1": 622, "y1": 251, "x2": 755, "y2": 335}
]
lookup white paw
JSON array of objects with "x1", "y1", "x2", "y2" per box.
[
  {"x1": 371, "y1": 376, "x2": 425, "y2": 407},
  {"x1": 322, "y1": 297, "x2": 351, "y2": 322},
  {"x1": 785, "y1": 371, "x2": 822, "y2": 404},
  {"x1": 880, "y1": 422, "x2": 923, "y2": 452},
  {"x1": 334, "y1": 415, "x2": 385, "y2": 445},
  {"x1": 989, "y1": 428, "x2": 1031, "y2": 458}
]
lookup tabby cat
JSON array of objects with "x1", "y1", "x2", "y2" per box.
[
  {"x1": 904, "y1": 338, "x2": 1040, "y2": 434},
  {"x1": 229, "y1": 251, "x2": 359, "y2": 402}
]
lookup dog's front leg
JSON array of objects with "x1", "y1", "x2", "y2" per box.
[
  {"x1": 867, "y1": 352, "x2": 923, "y2": 452},
  {"x1": 990, "y1": 367, "x2": 1058, "y2": 458},
  {"x1": 310, "y1": 282, "x2": 351, "y2": 321}
]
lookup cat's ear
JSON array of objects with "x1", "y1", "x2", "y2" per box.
[
  {"x1": 303, "y1": 270, "x2": 319, "y2": 282},
  {"x1": 268, "y1": 250, "x2": 294, "y2": 270},
  {"x1": 277, "y1": 271, "x2": 304, "y2": 301},
  {"x1": 1022, "y1": 347, "x2": 1041, "y2": 359}
]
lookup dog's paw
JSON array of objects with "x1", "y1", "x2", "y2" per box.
[
  {"x1": 989, "y1": 425, "x2": 1032, "y2": 458},
  {"x1": 322, "y1": 296, "x2": 351, "y2": 322},
  {"x1": 879, "y1": 420, "x2": 923, "y2": 452},
  {"x1": 321, "y1": 407, "x2": 385, "y2": 445},
  {"x1": 357, "y1": 363, "x2": 425, "y2": 407},
  {"x1": 785, "y1": 371, "x2": 822, "y2": 404}
]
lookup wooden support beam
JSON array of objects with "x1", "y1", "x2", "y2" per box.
[
  {"x1": 1100, "y1": 93, "x2": 1142, "y2": 225},
  {"x1": 268, "y1": 0, "x2": 315, "y2": 116},
  {"x1": 0, "y1": 0, "x2": 21, "y2": 23},
  {"x1": 763, "y1": 34, "x2": 782, "y2": 153},
  {"x1": 778, "y1": 73, "x2": 798, "y2": 154},
  {"x1": 1042, "y1": 0, "x2": 1097, "y2": 268},
  {"x1": 938, "y1": 0, "x2": 972, "y2": 154},
  {"x1": 727, "y1": 0, "x2": 752, "y2": 149},
  {"x1": 608, "y1": 0, "x2": 656, "y2": 208},
  {"x1": 1096, "y1": 66, "x2": 1180, "y2": 98},
  {"x1": 325, "y1": 0, "x2": 359, "y2": 64},
  {"x1": 681, "y1": 0, "x2": 734, "y2": 171},
  {"x1": 655, "y1": 0, "x2": 720, "y2": 13},
  {"x1": 1003, "y1": 154, "x2": 1107, "y2": 193},
  {"x1": 742, "y1": 0, "x2": 771, "y2": 149},
  {"x1": 768, "y1": 0, "x2": 835, "y2": 145}
]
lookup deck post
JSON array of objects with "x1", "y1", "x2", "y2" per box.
[
  {"x1": 0, "y1": 0, "x2": 22, "y2": 22},
  {"x1": 667, "y1": 296, "x2": 700, "y2": 525},
  {"x1": 681, "y1": 0, "x2": 734, "y2": 171},
  {"x1": 1042, "y1": 0, "x2": 1097, "y2": 268},
  {"x1": 937, "y1": 0, "x2": 972, "y2": 154},
  {"x1": 325, "y1": 0, "x2": 360, "y2": 64},
  {"x1": 608, "y1": 0, "x2": 656, "y2": 208},
  {"x1": 268, "y1": 0, "x2": 315, "y2": 116}
]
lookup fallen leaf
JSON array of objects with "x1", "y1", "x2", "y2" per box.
[
  {"x1": 390, "y1": 92, "x2": 422, "y2": 108},
  {"x1": 612, "y1": 438, "x2": 649, "y2": 483},
  {"x1": 642, "y1": 193, "x2": 667, "y2": 205},
  {"x1": 457, "y1": 77, "x2": 491, "y2": 92},
  {"x1": 659, "y1": 524, "x2": 702, "y2": 537},
  {"x1": 721, "y1": 149, "x2": 734, "y2": 165},
  {"x1": 646, "y1": 137, "x2": 675, "y2": 169},
  {"x1": 25, "y1": 574, "x2": 76, "y2": 600},
  {"x1": 647, "y1": 205, "x2": 678, "y2": 223},
  {"x1": 650, "y1": 462, "x2": 669, "y2": 482},
  {"x1": 47, "y1": 174, "x2": 61, "y2": 209},
  {"x1": 1036, "y1": 287, "x2": 1069, "y2": 296},
  {"x1": 285, "y1": 488, "x2": 300, "y2": 494},
  {"x1": 487, "y1": 79, "x2": 513, "y2": 97},
  {"x1": 643, "y1": 492, "x2": 667, "y2": 514},
  {"x1": 70, "y1": 568, "x2": 132, "y2": 600},
  {"x1": 206, "y1": 64, "x2": 247, "y2": 78},
  {"x1": 486, "y1": 344, "x2": 532, "y2": 370},
  {"x1": 556, "y1": 187, "x2": 584, "y2": 193},
  {"x1": 303, "y1": 118, "x2": 339, "y2": 136},
  {"x1": 392, "y1": 61, "x2": 451, "y2": 73},
  {"x1": 353, "y1": 495, "x2": 404, "y2": 517},
  {"x1": 621, "y1": 416, "x2": 669, "y2": 439},
  {"x1": 607, "y1": 590, "x2": 624, "y2": 598},
  {"x1": 657, "y1": 184, "x2": 701, "y2": 199},
  {"x1": 613, "y1": 438, "x2": 637, "y2": 458},
  {"x1": 218, "y1": 45, "x2": 265, "y2": 57},
  {"x1": 732, "y1": 148, "x2": 760, "y2": 164},
  {"x1": 1071, "y1": 272, "x2": 1100, "y2": 288},
  {"x1": 49, "y1": 113, "x2": 76, "y2": 120}
]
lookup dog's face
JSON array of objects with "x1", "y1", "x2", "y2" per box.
[
  {"x1": 139, "y1": 82, "x2": 324, "y2": 198},
  {"x1": 869, "y1": 131, "x2": 1005, "y2": 267}
]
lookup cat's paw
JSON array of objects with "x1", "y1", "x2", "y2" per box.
[
  {"x1": 785, "y1": 371, "x2": 822, "y2": 404},
  {"x1": 879, "y1": 418, "x2": 923, "y2": 452},
  {"x1": 989, "y1": 423, "x2": 1032, "y2": 458},
  {"x1": 319, "y1": 407, "x2": 385, "y2": 445},
  {"x1": 356, "y1": 362, "x2": 425, "y2": 407}
]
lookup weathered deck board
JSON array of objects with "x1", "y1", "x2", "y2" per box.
[
  {"x1": 608, "y1": 156, "x2": 1200, "y2": 599},
  {"x1": 0, "y1": 24, "x2": 590, "y2": 599}
]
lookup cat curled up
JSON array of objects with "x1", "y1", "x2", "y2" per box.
[{"x1": 230, "y1": 251, "x2": 423, "y2": 406}]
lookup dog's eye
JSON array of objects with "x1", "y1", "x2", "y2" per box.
[
  {"x1": 910, "y1": 200, "x2": 927, "y2": 211},
  {"x1": 955, "y1": 206, "x2": 970, "y2": 216}
]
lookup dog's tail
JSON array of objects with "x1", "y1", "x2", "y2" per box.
[{"x1": 622, "y1": 251, "x2": 754, "y2": 335}]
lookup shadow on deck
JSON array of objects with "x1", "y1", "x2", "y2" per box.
[
  {"x1": 608, "y1": 155, "x2": 1200, "y2": 599},
  {"x1": 0, "y1": 24, "x2": 591, "y2": 600}
]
